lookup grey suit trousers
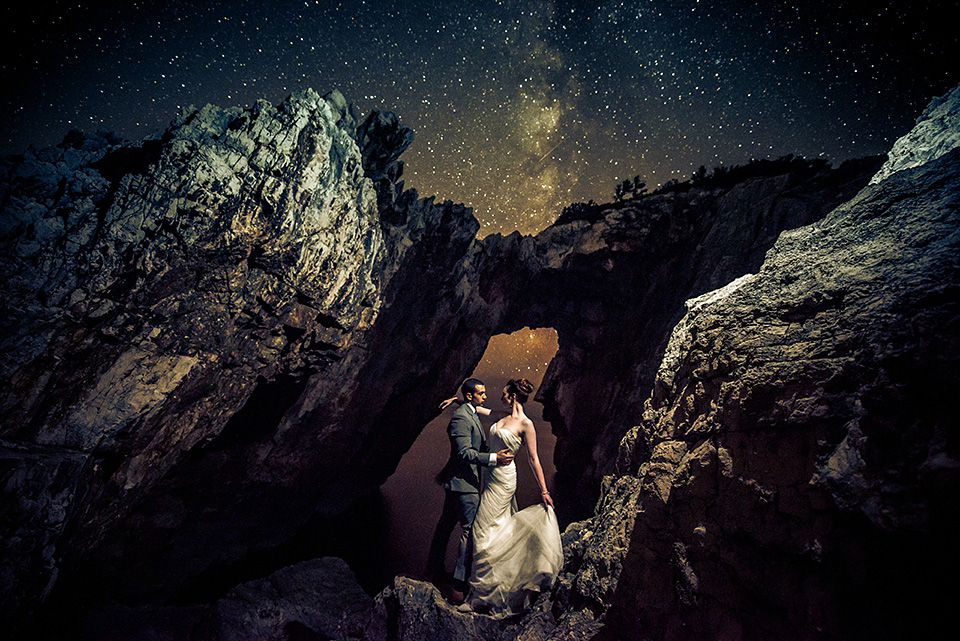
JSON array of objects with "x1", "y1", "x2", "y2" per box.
[{"x1": 428, "y1": 489, "x2": 480, "y2": 584}]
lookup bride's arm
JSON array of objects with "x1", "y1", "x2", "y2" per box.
[
  {"x1": 438, "y1": 396, "x2": 494, "y2": 416},
  {"x1": 523, "y1": 419, "x2": 555, "y2": 508},
  {"x1": 439, "y1": 396, "x2": 460, "y2": 410}
]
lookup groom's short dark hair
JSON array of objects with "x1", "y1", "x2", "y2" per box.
[{"x1": 461, "y1": 378, "x2": 484, "y2": 398}]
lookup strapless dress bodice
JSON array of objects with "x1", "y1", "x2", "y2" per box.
[{"x1": 490, "y1": 425, "x2": 521, "y2": 454}]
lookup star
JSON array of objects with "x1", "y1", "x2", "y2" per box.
[{"x1": 3, "y1": 2, "x2": 956, "y2": 236}]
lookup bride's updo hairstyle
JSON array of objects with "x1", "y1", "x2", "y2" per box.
[{"x1": 506, "y1": 378, "x2": 535, "y2": 404}]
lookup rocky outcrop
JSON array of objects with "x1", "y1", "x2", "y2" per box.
[
  {"x1": 3, "y1": 80, "x2": 954, "y2": 641},
  {"x1": 509, "y1": 154, "x2": 885, "y2": 521},
  {"x1": 362, "y1": 578, "x2": 502, "y2": 641},
  {"x1": 0, "y1": 89, "x2": 480, "y2": 633},
  {"x1": 543, "y1": 87, "x2": 960, "y2": 640},
  {"x1": 360, "y1": 575, "x2": 601, "y2": 641},
  {"x1": 212, "y1": 557, "x2": 374, "y2": 641},
  {"x1": 870, "y1": 84, "x2": 960, "y2": 184}
]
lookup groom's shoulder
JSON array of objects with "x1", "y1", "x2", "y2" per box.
[
  {"x1": 450, "y1": 403, "x2": 473, "y2": 426},
  {"x1": 450, "y1": 403, "x2": 470, "y2": 421}
]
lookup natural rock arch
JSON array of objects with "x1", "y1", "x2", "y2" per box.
[{"x1": 0, "y1": 87, "x2": 890, "y2": 635}]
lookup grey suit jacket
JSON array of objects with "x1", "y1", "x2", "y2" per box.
[{"x1": 440, "y1": 403, "x2": 492, "y2": 493}]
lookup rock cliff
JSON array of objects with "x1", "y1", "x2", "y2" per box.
[
  {"x1": 0, "y1": 89, "x2": 481, "y2": 634},
  {"x1": 524, "y1": 85, "x2": 960, "y2": 641},
  {"x1": 501, "y1": 152, "x2": 885, "y2": 522},
  {"x1": 2, "y1": 81, "x2": 956, "y2": 641}
]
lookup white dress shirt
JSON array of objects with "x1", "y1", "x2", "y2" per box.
[{"x1": 464, "y1": 402, "x2": 498, "y2": 466}]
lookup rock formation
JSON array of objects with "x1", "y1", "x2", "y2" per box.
[
  {"x1": 497, "y1": 152, "x2": 885, "y2": 522},
  {"x1": 518, "y1": 85, "x2": 960, "y2": 640},
  {"x1": 0, "y1": 89, "x2": 482, "y2": 634},
  {"x1": 2, "y1": 81, "x2": 956, "y2": 641}
]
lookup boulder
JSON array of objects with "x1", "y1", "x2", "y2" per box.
[
  {"x1": 213, "y1": 557, "x2": 373, "y2": 641},
  {"x1": 68, "y1": 557, "x2": 372, "y2": 641}
]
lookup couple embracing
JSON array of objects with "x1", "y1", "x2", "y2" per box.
[{"x1": 427, "y1": 377, "x2": 563, "y2": 616}]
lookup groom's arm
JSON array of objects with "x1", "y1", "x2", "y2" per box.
[{"x1": 449, "y1": 413, "x2": 497, "y2": 466}]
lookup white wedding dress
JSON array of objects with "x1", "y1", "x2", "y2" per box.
[{"x1": 468, "y1": 424, "x2": 563, "y2": 615}]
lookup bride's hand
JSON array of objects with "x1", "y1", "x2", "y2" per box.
[
  {"x1": 439, "y1": 396, "x2": 460, "y2": 410},
  {"x1": 541, "y1": 491, "x2": 554, "y2": 508}
]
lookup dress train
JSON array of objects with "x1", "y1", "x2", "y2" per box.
[{"x1": 468, "y1": 426, "x2": 563, "y2": 615}]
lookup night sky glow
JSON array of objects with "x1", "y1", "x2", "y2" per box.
[{"x1": 3, "y1": 1, "x2": 956, "y2": 236}]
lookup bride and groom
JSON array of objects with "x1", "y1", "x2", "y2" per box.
[{"x1": 427, "y1": 377, "x2": 563, "y2": 615}]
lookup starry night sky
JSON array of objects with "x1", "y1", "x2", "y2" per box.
[{"x1": 3, "y1": 0, "x2": 957, "y2": 236}]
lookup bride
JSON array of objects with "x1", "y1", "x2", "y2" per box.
[{"x1": 444, "y1": 378, "x2": 563, "y2": 615}]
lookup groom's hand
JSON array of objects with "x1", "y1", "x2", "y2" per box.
[{"x1": 496, "y1": 449, "x2": 514, "y2": 466}]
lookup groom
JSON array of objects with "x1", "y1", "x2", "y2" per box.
[{"x1": 427, "y1": 377, "x2": 514, "y2": 603}]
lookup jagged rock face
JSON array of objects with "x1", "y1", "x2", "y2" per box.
[
  {"x1": 870, "y1": 84, "x2": 960, "y2": 184},
  {"x1": 485, "y1": 154, "x2": 884, "y2": 521},
  {"x1": 0, "y1": 89, "x2": 479, "y2": 630},
  {"x1": 551, "y1": 89, "x2": 960, "y2": 640},
  {"x1": 360, "y1": 575, "x2": 600, "y2": 641},
  {"x1": 363, "y1": 578, "x2": 504, "y2": 641}
]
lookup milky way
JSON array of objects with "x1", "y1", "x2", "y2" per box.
[{"x1": 3, "y1": 1, "x2": 957, "y2": 236}]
